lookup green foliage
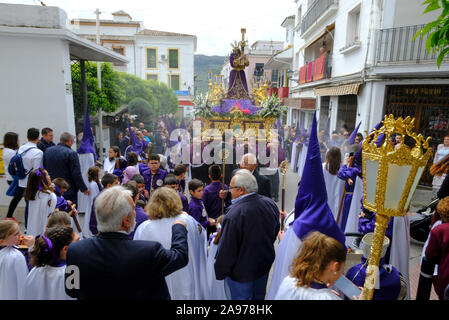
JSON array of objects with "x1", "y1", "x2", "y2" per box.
[
  {"x1": 128, "y1": 97, "x2": 153, "y2": 123},
  {"x1": 71, "y1": 63, "x2": 179, "y2": 121},
  {"x1": 194, "y1": 54, "x2": 226, "y2": 94},
  {"x1": 257, "y1": 95, "x2": 288, "y2": 119},
  {"x1": 413, "y1": 0, "x2": 449, "y2": 67},
  {"x1": 71, "y1": 62, "x2": 125, "y2": 118}
]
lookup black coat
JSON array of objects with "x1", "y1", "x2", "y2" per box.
[
  {"x1": 65, "y1": 225, "x2": 188, "y2": 300},
  {"x1": 230, "y1": 168, "x2": 272, "y2": 199},
  {"x1": 214, "y1": 193, "x2": 280, "y2": 282},
  {"x1": 43, "y1": 143, "x2": 87, "y2": 203}
]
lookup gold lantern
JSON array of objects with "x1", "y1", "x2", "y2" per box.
[{"x1": 361, "y1": 114, "x2": 432, "y2": 300}]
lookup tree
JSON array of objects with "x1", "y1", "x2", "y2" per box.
[
  {"x1": 414, "y1": 0, "x2": 449, "y2": 67},
  {"x1": 128, "y1": 97, "x2": 153, "y2": 123},
  {"x1": 71, "y1": 62, "x2": 125, "y2": 118}
]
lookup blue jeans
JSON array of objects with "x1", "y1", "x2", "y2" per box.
[{"x1": 225, "y1": 273, "x2": 269, "y2": 300}]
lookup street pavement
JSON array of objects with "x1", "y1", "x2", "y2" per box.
[{"x1": 0, "y1": 166, "x2": 438, "y2": 299}]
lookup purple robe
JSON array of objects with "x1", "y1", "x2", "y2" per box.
[
  {"x1": 337, "y1": 164, "x2": 361, "y2": 232},
  {"x1": 141, "y1": 167, "x2": 168, "y2": 196},
  {"x1": 179, "y1": 191, "x2": 189, "y2": 212},
  {"x1": 202, "y1": 182, "x2": 231, "y2": 220},
  {"x1": 188, "y1": 197, "x2": 209, "y2": 229},
  {"x1": 54, "y1": 185, "x2": 71, "y2": 212},
  {"x1": 129, "y1": 205, "x2": 148, "y2": 240},
  {"x1": 226, "y1": 52, "x2": 250, "y2": 100},
  {"x1": 346, "y1": 257, "x2": 401, "y2": 300}
]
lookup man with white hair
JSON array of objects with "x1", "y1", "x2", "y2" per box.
[
  {"x1": 65, "y1": 185, "x2": 189, "y2": 300},
  {"x1": 219, "y1": 153, "x2": 271, "y2": 200},
  {"x1": 214, "y1": 169, "x2": 280, "y2": 300}
]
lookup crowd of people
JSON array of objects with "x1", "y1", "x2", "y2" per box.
[{"x1": 0, "y1": 114, "x2": 448, "y2": 301}]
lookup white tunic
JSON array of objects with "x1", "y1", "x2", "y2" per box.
[
  {"x1": 82, "y1": 180, "x2": 101, "y2": 239},
  {"x1": 102, "y1": 157, "x2": 116, "y2": 174},
  {"x1": 0, "y1": 246, "x2": 29, "y2": 300},
  {"x1": 133, "y1": 213, "x2": 209, "y2": 300},
  {"x1": 22, "y1": 265, "x2": 74, "y2": 300},
  {"x1": 390, "y1": 215, "x2": 411, "y2": 300},
  {"x1": 274, "y1": 276, "x2": 341, "y2": 300},
  {"x1": 289, "y1": 143, "x2": 297, "y2": 171},
  {"x1": 297, "y1": 144, "x2": 308, "y2": 176},
  {"x1": 322, "y1": 163, "x2": 345, "y2": 222},
  {"x1": 345, "y1": 176, "x2": 363, "y2": 235},
  {"x1": 206, "y1": 231, "x2": 231, "y2": 300},
  {"x1": 27, "y1": 191, "x2": 57, "y2": 237},
  {"x1": 265, "y1": 227, "x2": 303, "y2": 299},
  {"x1": 77, "y1": 153, "x2": 95, "y2": 214}
]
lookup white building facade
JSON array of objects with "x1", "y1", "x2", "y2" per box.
[
  {"x1": 288, "y1": 0, "x2": 449, "y2": 186},
  {"x1": 70, "y1": 10, "x2": 197, "y2": 116}
]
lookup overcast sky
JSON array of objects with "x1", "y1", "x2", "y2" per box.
[{"x1": 2, "y1": 0, "x2": 297, "y2": 56}]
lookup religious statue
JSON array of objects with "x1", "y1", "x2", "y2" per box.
[{"x1": 227, "y1": 28, "x2": 250, "y2": 100}]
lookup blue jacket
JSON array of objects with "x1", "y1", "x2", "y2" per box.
[
  {"x1": 65, "y1": 225, "x2": 189, "y2": 300},
  {"x1": 43, "y1": 143, "x2": 87, "y2": 203}
]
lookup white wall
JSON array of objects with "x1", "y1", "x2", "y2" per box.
[
  {"x1": 136, "y1": 36, "x2": 195, "y2": 92},
  {"x1": 0, "y1": 34, "x2": 75, "y2": 205}
]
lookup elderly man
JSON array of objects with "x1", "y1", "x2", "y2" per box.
[
  {"x1": 43, "y1": 132, "x2": 90, "y2": 204},
  {"x1": 65, "y1": 186, "x2": 189, "y2": 300},
  {"x1": 220, "y1": 153, "x2": 271, "y2": 200},
  {"x1": 214, "y1": 169, "x2": 280, "y2": 300}
]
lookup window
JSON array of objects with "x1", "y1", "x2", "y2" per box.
[
  {"x1": 271, "y1": 70, "x2": 279, "y2": 83},
  {"x1": 168, "y1": 48, "x2": 179, "y2": 69},
  {"x1": 146, "y1": 48, "x2": 157, "y2": 69},
  {"x1": 346, "y1": 5, "x2": 361, "y2": 46},
  {"x1": 112, "y1": 46, "x2": 125, "y2": 56},
  {"x1": 168, "y1": 74, "x2": 180, "y2": 91},
  {"x1": 146, "y1": 73, "x2": 158, "y2": 81},
  {"x1": 254, "y1": 63, "x2": 264, "y2": 77}
]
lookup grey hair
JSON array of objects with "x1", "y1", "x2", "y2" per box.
[
  {"x1": 60, "y1": 132, "x2": 75, "y2": 143},
  {"x1": 95, "y1": 185, "x2": 133, "y2": 233},
  {"x1": 234, "y1": 169, "x2": 258, "y2": 193}
]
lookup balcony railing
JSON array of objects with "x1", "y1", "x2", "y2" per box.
[
  {"x1": 301, "y1": 0, "x2": 338, "y2": 35},
  {"x1": 376, "y1": 24, "x2": 447, "y2": 64},
  {"x1": 298, "y1": 53, "x2": 332, "y2": 84}
]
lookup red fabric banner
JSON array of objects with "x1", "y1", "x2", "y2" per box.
[
  {"x1": 307, "y1": 62, "x2": 314, "y2": 82},
  {"x1": 299, "y1": 66, "x2": 307, "y2": 84},
  {"x1": 313, "y1": 53, "x2": 326, "y2": 81}
]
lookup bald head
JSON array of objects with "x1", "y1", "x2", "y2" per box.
[{"x1": 240, "y1": 153, "x2": 258, "y2": 172}]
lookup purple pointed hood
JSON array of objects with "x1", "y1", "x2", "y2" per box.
[
  {"x1": 292, "y1": 111, "x2": 346, "y2": 247},
  {"x1": 127, "y1": 121, "x2": 144, "y2": 155},
  {"x1": 77, "y1": 105, "x2": 97, "y2": 161},
  {"x1": 347, "y1": 121, "x2": 361, "y2": 145}
]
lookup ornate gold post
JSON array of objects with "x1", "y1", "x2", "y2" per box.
[{"x1": 361, "y1": 213, "x2": 390, "y2": 300}]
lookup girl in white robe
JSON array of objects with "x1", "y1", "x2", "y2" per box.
[
  {"x1": 82, "y1": 167, "x2": 102, "y2": 239},
  {"x1": 25, "y1": 168, "x2": 57, "y2": 237},
  {"x1": 0, "y1": 220, "x2": 30, "y2": 300},
  {"x1": 23, "y1": 225, "x2": 76, "y2": 300},
  {"x1": 322, "y1": 147, "x2": 344, "y2": 222},
  {"x1": 274, "y1": 231, "x2": 346, "y2": 300},
  {"x1": 133, "y1": 187, "x2": 209, "y2": 300}
]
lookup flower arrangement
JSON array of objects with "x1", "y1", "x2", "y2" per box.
[
  {"x1": 192, "y1": 93, "x2": 214, "y2": 118},
  {"x1": 257, "y1": 95, "x2": 288, "y2": 118}
]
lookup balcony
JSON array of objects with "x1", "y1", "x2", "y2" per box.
[
  {"x1": 301, "y1": 0, "x2": 338, "y2": 36},
  {"x1": 298, "y1": 53, "x2": 332, "y2": 85},
  {"x1": 376, "y1": 24, "x2": 449, "y2": 65}
]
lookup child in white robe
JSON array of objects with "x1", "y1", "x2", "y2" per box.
[
  {"x1": 82, "y1": 166, "x2": 102, "y2": 239},
  {"x1": 0, "y1": 220, "x2": 33, "y2": 299},
  {"x1": 25, "y1": 168, "x2": 57, "y2": 237},
  {"x1": 274, "y1": 231, "x2": 348, "y2": 300},
  {"x1": 23, "y1": 226, "x2": 76, "y2": 300}
]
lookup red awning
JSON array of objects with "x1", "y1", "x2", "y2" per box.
[{"x1": 178, "y1": 100, "x2": 194, "y2": 106}]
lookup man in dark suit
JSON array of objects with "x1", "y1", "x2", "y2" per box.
[
  {"x1": 65, "y1": 185, "x2": 188, "y2": 300},
  {"x1": 220, "y1": 153, "x2": 271, "y2": 200},
  {"x1": 43, "y1": 132, "x2": 89, "y2": 204},
  {"x1": 215, "y1": 169, "x2": 280, "y2": 300}
]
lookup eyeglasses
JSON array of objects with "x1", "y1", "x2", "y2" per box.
[{"x1": 229, "y1": 186, "x2": 239, "y2": 190}]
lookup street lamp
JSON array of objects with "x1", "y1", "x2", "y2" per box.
[{"x1": 361, "y1": 114, "x2": 432, "y2": 300}]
